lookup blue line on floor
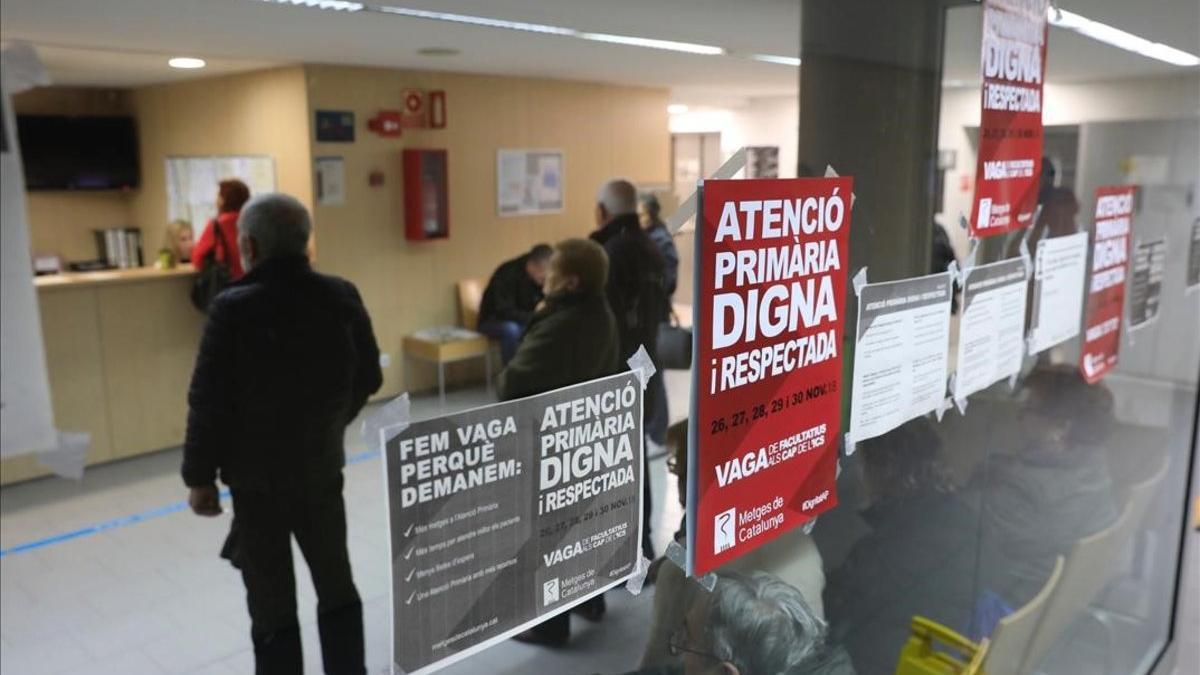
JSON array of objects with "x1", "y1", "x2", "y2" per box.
[{"x1": 0, "y1": 448, "x2": 382, "y2": 559}]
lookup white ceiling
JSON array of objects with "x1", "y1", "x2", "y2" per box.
[{"x1": 0, "y1": 0, "x2": 1196, "y2": 102}]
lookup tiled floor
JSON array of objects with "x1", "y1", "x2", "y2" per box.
[{"x1": 1, "y1": 375, "x2": 689, "y2": 675}]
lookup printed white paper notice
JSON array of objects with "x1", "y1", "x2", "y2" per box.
[
  {"x1": 849, "y1": 271, "x2": 954, "y2": 443},
  {"x1": 1028, "y1": 232, "x2": 1088, "y2": 355},
  {"x1": 955, "y1": 258, "x2": 1027, "y2": 403}
]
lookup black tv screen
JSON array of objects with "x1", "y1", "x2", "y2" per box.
[{"x1": 17, "y1": 115, "x2": 140, "y2": 191}]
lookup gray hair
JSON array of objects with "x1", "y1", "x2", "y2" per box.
[
  {"x1": 237, "y1": 193, "x2": 312, "y2": 265},
  {"x1": 597, "y1": 179, "x2": 637, "y2": 217},
  {"x1": 706, "y1": 571, "x2": 826, "y2": 675}
]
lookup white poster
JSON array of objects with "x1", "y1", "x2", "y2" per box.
[
  {"x1": 166, "y1": 155, "x2": 277, "y2": 229},
  {"x1": 849, "y1": 271, "x2": 954, "y2": 444},
  {"x1": 0, "y1": 47, "x2": 58, "y2": 459},
  {"x1": 1028, "y1": 232, "x2": 1089, "y2": 354},
  {"x1": 497, "y1": 149, "x2": 564, "y2": 216},
  {"x1": 954, "y1": 258, "x2": 1027, "y2": 405},
  {"x1": 315, "y1": 156, "x2": 345, "y2": 206}
]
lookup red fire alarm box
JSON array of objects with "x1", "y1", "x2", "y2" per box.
[{"x1": 403, "y1": 149, "x2": 449, "y2": 241}]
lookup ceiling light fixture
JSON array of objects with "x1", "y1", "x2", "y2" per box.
[
  {"x1": 377, "y1": 5, "x2": 574, "y2": 35},
  {"x1": 168, "y1": 57, "x2": 207, "y2": 69},
  {"x1": 750, "y1": 54, "x2": 801, "y2": 67},
  {"x1": 1048, "y1": 7, "x2": 1200, "y2": 67},
  {"x1": 258, "y1": 1, "x2": 724, "y2": 55},
  {"x1": 667, "y1": 104, "x2": 689, "y2": 114},
  {"x1": 266, "y1": 0, "x2": 363, "y2": 11},
  {"x1": 417, "y1": 47, "x2": 461, "y2": 57},
  {"x1": 577, "y1": 32, "x2": 724, "y2": 56}
]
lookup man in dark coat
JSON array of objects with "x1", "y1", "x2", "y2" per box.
[
  {"x1": 478, "y1": 243, "x2": 553, "y2": 364},
  {"x1": 591, "y1": 179, "x2": 666, "y2": 561},
  {"x1": 638, "y1": 193, "x2": 679, "y2": 449},
  {"x1": 183, "y1": 193, "x2": 382, "y2": 675},
  {"x1": 499, "y1": 237, "x2": 620, "y2": 647}
]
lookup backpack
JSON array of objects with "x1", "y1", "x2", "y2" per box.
[{"x1": 190, "y1": 217, "x2": 233, "y2": 312}]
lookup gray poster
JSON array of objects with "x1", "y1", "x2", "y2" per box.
[
  {"x1": 1187, "y1": 219, "x2": 1200, "y2": 290},
  {"x1": 1129, "y1": 238, "x2": 1166, "y2": 329},
  {"x1": 383, "y1": 372, "x2": 643, "y2": 674}
]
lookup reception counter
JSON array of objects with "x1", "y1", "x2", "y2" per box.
[{"x1": 1, "y1": 265, "x2": 205, "y2": 484}]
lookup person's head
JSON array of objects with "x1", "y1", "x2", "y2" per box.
[
  {"x1": 859, "y1": 416, "x2": 953, "y2": 504},
  {"x1": 524, "y1": 244, "x2": 553, "y2": 286},
  {"x1": 543, "y1": 238, "x2": 608, "y2": 298},
  {"x1": 1017, "y1": 364, "x2": 1114, "y2": 453},
  {"x1": 674, "y1": 571, "x2": 826, "y2": 675},
  {"x1": 164, "y1": 219, "x2": 194, "y2": 261},
  {"x1": 217, "y1": 179, "x2": 251, "y2": 214},
  {"x1": 237, "y1": 193, "x2": 313, "y2": 271},
  {"x1": 595, "y1": 179, "x2": 637, "y2": 229},
  {"x1": 638, "y1": 193, "x2": 662, "y2": 229}
]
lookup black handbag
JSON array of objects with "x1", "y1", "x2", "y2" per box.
[
  {"x1": 656, "y1": 310, "x2": 692, "y2": 370},
  {"x1": 190, "y1": 217, "x2": 233, "y2": 312}
]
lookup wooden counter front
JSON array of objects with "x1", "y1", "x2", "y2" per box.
[{"x1": 1, "y1": 267, "x2": 205, "y2": 485}]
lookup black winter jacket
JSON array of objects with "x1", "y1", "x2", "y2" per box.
[
  {"x1": 479, "y1": 253, "x2": 544, "y2": 326},
  {"x1": 498, "y1": 290, "x2": 619, "y2": 401},
  {"x1": 591, "y1": 214, "x2": 666, "y2": 360},
  {"x1": 182, "y1": 256, "x2": 382, "y2": 491}
]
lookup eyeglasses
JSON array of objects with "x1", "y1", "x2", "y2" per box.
[{"x1": 668, "y1": 626, "x2": 722, "y2": 662}]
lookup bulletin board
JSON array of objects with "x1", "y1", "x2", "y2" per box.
[
  {"x1": 497, "y1": 149, "x2": 564, "y2": 216},
  {"x1": 166, "y1": 155, "x2": 276, "y2": 228}
]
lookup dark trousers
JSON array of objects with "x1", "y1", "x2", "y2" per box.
[
  {"x1": 646, "y1": 369, "x2": 668, "y2": 446},
  {"x1": 527, "y1": 594, "x2": 606, "y2": 643},
  {"x1": 478, "y1": 320, "x2": 524, "y2": 364},
  {"x1": 226, "y1": 475, "x2": 365, "y2": 675}
]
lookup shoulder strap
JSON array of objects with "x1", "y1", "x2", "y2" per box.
[{"x1": 210, "y1": 216, "x2": 228, "y2": 259}]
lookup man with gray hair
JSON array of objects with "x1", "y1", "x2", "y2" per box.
[
  {"x1": 590, "y1": 178, "x2": 666, "y2": 562},
  {"x1": 662, "y1": 571, "x2": 854, "y2": 675},
  {"x1": 183, "y1": 193, "x2": 382, "y2": 674}
]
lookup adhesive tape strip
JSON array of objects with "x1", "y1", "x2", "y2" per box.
[
  {"x1": 627, "y1": 345, "x2": 657, "y2": 390},
  {"x1": 360, "y1": 393, "x2": 412, "y2": 454}
]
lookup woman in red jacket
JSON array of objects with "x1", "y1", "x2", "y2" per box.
[{"x1": 192, "y1": 179, "x2": 251, "y2": 281}]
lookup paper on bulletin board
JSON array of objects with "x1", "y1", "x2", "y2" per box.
[
  {"x1": 167, "y1": 155, "x2": 277, "y2": 229},
  {"x1": 315, "y1": 156, "x2": 346, "y2": 206},
  {"x1": 497, "y1": 149, "x2": 564, "y2": 216}
]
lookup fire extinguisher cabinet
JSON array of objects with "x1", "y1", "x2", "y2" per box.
[{"x1": 402, "y1": 149, "x2": 449, "y2": 241}]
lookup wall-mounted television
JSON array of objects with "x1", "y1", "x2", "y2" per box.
[{"x1": 16, "y1": 115, "x2": 140, "y2": 191}]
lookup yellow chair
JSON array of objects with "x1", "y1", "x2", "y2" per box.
[
  {"x1": 456, "y1": 277, "x2": 485, "y2": 331},
  {"x1": 979, "y1": 556, "x2": 1065, "y2": 675},
  {"x1": 895, "y1": 616, "x2": 988, "y2": 675}
]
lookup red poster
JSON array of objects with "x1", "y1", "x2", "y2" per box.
[
  {"x1": 688, "y1": 177, "x2": 851, "y2": 576},
  {"x1": 969, "y1": 0, "x2": 1048, "y2": 237},
  {"x1": 1080, "y1": 185, "x2": 1135, "y2": 384}
]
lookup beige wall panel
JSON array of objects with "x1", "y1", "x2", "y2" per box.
[{"x1": 304, "y1": 65, "x2": 669, "y2": 396}]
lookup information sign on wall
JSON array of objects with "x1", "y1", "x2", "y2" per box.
[
  {"x1": 1079, "y1": 185, "x2": 1134, "y2": 383},
  {"x1": 969, "y1": 0, "x2": 1049, "y2": 237},
  {"x1": 1128, "y1": 238, "x2": 1167, "y2": 330},
  {"x1": 688, "y1": 177, "x2": 851, "y2": 576},
  {"x1": 383, "y1": 373, "x2": 642, "y2": 674}
]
